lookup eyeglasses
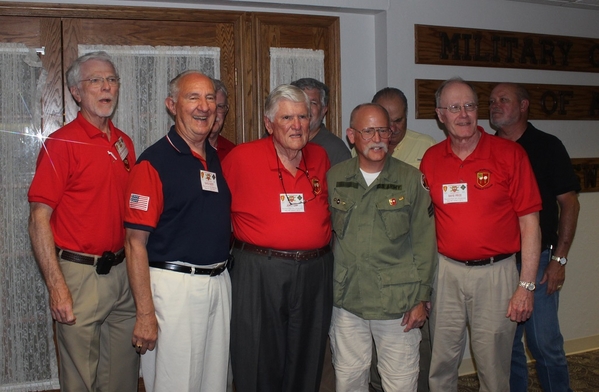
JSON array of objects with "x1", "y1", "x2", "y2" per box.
[
  {"x1": 79, "y1": 77, "x2": 120, "y2": 88},
  {"x1": 437, "y1": 103, "x2": 478, "y2": 113},
  {"x1": 353, "y1": 127, "x2": 392, "y2": 141},
  {"x1": 216, "y1": 103, "x2": 229, "y2": 112}
]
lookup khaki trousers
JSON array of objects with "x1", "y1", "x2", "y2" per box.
[
  {"x1": 56, "y1": 260, "x2": 139, "y2": 392},
  {"x1": 429, "y1": 254, "x2": 518, "y2": 392}
]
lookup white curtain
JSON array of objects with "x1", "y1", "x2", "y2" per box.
[
  {"x1": 0, "y1": 43, "x2": 60, "y2": 391},
  {"x1": 269, "y1": 47, "x2": 325, "y2": 90},
  {"x1": 79, "y1": 45, "x2": 220, "y2": 154}
]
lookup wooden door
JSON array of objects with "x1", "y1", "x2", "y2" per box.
[{"x1": 251, "y1": 13, "x2": 341, "y2": 140}]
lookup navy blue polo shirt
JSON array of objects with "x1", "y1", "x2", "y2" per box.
[{"x1": 125, "y1": 127, "x2": 231, "y2": 265}]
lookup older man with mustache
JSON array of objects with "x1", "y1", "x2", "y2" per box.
[{"x1": 327, "y1": 103, "x2": 437, "y2": 392}]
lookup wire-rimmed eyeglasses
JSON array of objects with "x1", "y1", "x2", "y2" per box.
[
  {"x1": 352, "y1": 127, "x2": 392, "y2": 141},
  {"x1": 437, "y1": 103, "x2": 478, "y2": 113},
  {"x1": 79, "y1": 77, "x2": 120, "y2": 88}
]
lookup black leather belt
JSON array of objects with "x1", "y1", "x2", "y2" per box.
[
  {"x1": 149, "y1": 262, "x2": 227, "y2": 276},
  {"x1": 455, "y1": 253, "x2": 513, "y2": 266},
  {"x1": 233, "y1": 240, "x2": 330, "y2": 261},
  {"x1": 57, "y1": 247, "x2": 125, "y2": 266}
]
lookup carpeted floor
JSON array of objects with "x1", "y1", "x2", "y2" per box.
[
  {"x1": 89, "y1": 349, "x2": 599, "y2": 392},
  {"x1": 319, "y1": 349, "x2": 599, "y2": 392},
  {"x1": 457, "y1": 349, "x2": 599, "y2": 392}
]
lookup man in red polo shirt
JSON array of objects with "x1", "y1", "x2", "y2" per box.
[
  {"x1": 420, "y1": 78, "x2": 541, "y2": 392},
  {"x1": 208, "y1": 78, "x2": 236, "y2": 161},
  {"x1": 28, "y1": 51, "x2": 139, "y2": 391},
  {"x1": 222, "y1": 84, "x2": 332, "y2": 392}
]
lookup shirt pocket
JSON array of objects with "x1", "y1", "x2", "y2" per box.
[
  {"x1": 378, "y1": 263, "x2": 421, "y2": 315},
  {"x1": 333, "y1": 262, "x2": 349, "y2": 305},
  {"x1": 376, "y1": 193, "x2": 411, "y2": 240},
  {"x1": 330, "y1": 190, "x2": 355, "y2": 239}
]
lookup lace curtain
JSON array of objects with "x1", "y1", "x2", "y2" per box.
[
  {"x1": 0, "y1": 43, "x2": 60, "y2": 391},
  {"x1": 79, "y1": 45, "x2": 220, "y2": 154},
  {"x1": 269, "y1": 47, "x2": 325, "y2": 90}
]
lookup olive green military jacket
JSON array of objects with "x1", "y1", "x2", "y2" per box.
[{"x1": 327, "y1": 155, "x2": 437, "y2": 320}]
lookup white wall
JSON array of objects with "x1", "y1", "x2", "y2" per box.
[{"x1": 6, "y1": 0, "x2": 598, "y2": 372}]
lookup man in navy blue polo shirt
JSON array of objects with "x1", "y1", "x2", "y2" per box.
[{"x1": 124, "y1": 70, "x2": 232, "y2": 392}]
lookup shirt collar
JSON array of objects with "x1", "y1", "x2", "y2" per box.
[{"x1": 75, "y1": 112, "x2": 116, "y2": 141}]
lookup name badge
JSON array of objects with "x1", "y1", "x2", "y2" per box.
[
  {"x1": 280, "y1": 193, "x2": 305, "y2": 213},
  {"x1": 200, "y1": 170, "x2": 219, "y2": 192},
  {"x1": 114, "y1": 137, "x2": 130, "y2": 171},
  {"x1": 442, "y1": 183, "x2": 468, "y2": 204}
]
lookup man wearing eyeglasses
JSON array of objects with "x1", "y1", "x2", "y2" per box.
[
  {"x1": 208, "y1": 78, "x2": 236, "y2": 161},
  {"x1": 327, "y1": 103, "x2": 437, "y2": 392},
  {"x1": 420, "y1": 78, "x2": 542, "y2": 392},
  {"x1": 28, "y1": 51, "x2": 139, "y2": 391},
  {"x1": 222, "y1": 84, "x2": 333, "y2": 392},
  {"x1": 369, "y1": 87, "x2": 437, "y2": 392}
]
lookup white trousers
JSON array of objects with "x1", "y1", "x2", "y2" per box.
[
  {"x1": 330, "y1": 307, "x2": 421, "y2": 392},
  {"x1": 141, "y1": 267, "x2": 232, "y2": 392}
]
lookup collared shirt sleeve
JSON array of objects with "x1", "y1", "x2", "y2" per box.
[{"x1": 124, "y1": 160, "x2": 164, "y2": 231}]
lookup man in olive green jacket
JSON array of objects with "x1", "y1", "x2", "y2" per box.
[{"x1": 327, "y1": 103, "x2": 437, "y2": 392}]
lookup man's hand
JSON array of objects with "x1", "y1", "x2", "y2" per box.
[
  {"x1": 506, "y1": 287, "x2": 534, "y2": 323},
  {"x1": 49, "y1": 283, "x2": 76, "y2": 325},
  {"x1": 401, "y1": 301, "x2": 428, "y2": 332},
  {"x1": 540, "y1": 260, "x2": 565, "y2": 295},
  {"x1": 132, "y1": 313, "x2": 158, "y2": 355}
]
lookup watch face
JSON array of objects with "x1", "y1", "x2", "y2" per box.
[{"x1": 559, "y1": 257, "x2": 568, "y2": 265}]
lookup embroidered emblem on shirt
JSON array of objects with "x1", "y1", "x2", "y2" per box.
[
  {"x1": 311, "y1": 177, "x2": 322, "y2": 195},
  {"x1": 476, "y1": 170, "x2": 491, "y2": 188},
  {"x1": 129, "y1": 194, "x2": 150, "y2": 211},
  {"x1": 421, "y1": 174, "x2": 430, "y2": 191}
]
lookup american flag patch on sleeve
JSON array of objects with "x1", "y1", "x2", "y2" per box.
[{"x1": 129, "y1": 194, "x2": 150, "y2": 211}]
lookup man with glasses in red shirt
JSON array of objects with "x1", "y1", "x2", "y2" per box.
[
  {"x1": 222, "y1": 84, "x2": 333, "y2": 392},
  {"x1": 327, "y1": 103, "x2": 437, "y2": 392},
  {"x1": 208, "y1": 78, "x2": 236, "y2": 161},
  {"x1": 28, "y1": 51, "x2": 139, "y2": 391},
  {"x1": 420, "y1": 78, "x2": 542, "y2": 392}
]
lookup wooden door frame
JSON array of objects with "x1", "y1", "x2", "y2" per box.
[{"x1": 252, "y1": 12, "x2": 341, "y2": 141}]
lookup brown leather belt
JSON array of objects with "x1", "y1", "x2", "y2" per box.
[
  {"x1": 454, "y1": 253, "x2": 513, "y2": 266},
  {"x1": 233, "y1": 240, "x2": 330, "y2": 261},
  {"x1": 56, "y1": 247, "x2": 125, "y2": 266}
]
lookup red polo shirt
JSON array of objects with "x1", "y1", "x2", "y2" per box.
[
  {"x1": 420, "y1": 128, "x2": 541, "y2": 260},
  {"x1": 28, "y1": 113, "x2": 136, "y2": 255},
  {"x1": 222, "y1": 136, "x2": 331, "y2": 250}
]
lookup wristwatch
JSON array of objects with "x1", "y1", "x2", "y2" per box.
[
  {"x1": 551, "y1": 255, "x2": 568, "y2": 266},
  {"x1": 519, "y1": 281, "x2": 536, "y2": 292}
]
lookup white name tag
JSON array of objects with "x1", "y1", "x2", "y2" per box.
[
  {"x1": 280, "y1": 193, "x2": 305, "y2": 213},
  {"x1": 200, "y1": 170, "x2": 219, "y2": 192},
  {"x1": 442, "y1": 183, "x2": 468, "y2": 204}
]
